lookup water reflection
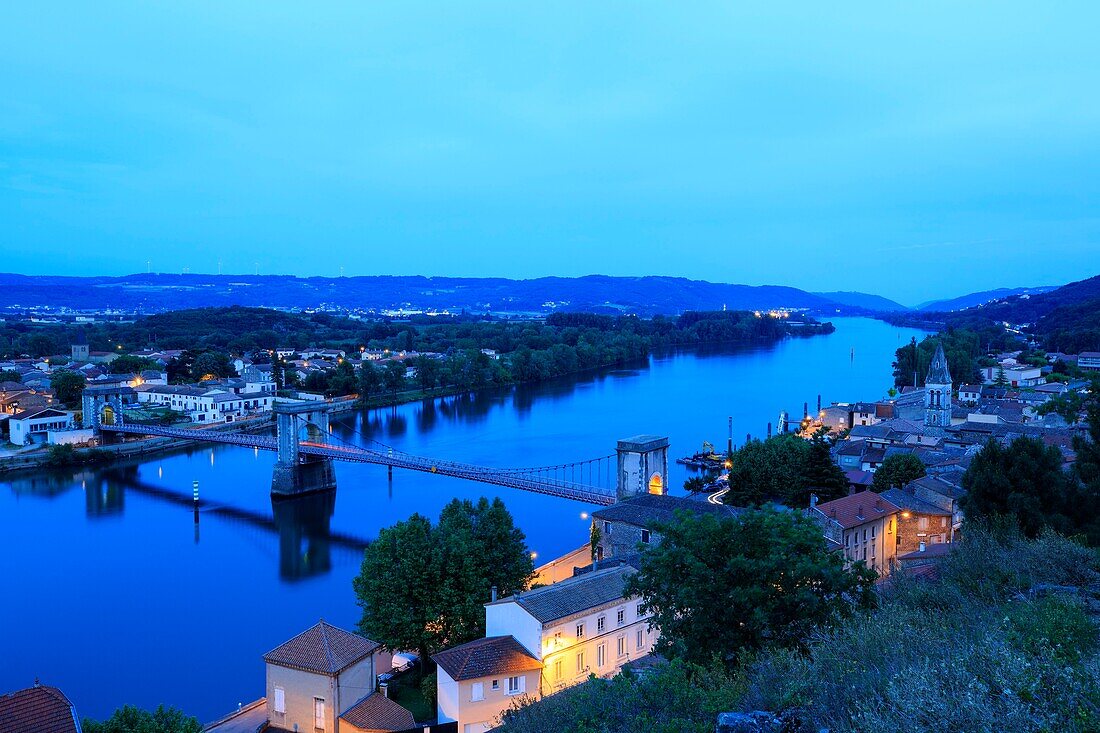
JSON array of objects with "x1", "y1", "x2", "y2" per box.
[{"x1": 272, "y1": 490, "x2": 335, "y2": 581}]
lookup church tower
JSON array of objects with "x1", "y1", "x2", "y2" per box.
[
  {"x1": 924, "y1": 343, "x2": 952, "y2": 427},
  {"x1": 71, "y1": 328, "x2": 89, "y2": 363}
]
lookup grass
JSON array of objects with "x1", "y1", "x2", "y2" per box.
[{"x1": 388, "y1": 668, "x2": 434, "y2": 723}]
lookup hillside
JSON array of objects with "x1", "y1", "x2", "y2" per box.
[
  {"x1": 0, "y1": 273, "x2": 869, "y2": 317},
  {"x1": 917, "y1": 285, "x2": 1058, "y2": 312},
  {"x1": 814, "y1": 291, "x2": 909, "y2": 311}
]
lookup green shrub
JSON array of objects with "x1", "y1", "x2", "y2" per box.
[{"x1": 1005, "y1": 596, "x2": 1100, "y2": 665}]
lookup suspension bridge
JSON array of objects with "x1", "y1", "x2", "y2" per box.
[{"x1": 98, "y1": 411, "x2": 620, "y2": 505}]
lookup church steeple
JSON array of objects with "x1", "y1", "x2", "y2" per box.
[{"x1": 924, "y1": 343, "x2": 952, "y2": 427}]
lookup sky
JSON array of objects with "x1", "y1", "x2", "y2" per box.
[{"x1": 2, "y1": 2, "x2": 1099, "y2": 306}]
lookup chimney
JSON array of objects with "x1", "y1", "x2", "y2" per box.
[
  {"x1": 829, "y1": 508, "x2": 837, "y2": 519},
  {"x1": 875, "y1": 499, "x2": 882, "y2": 511},
  {"x1": 809, "y1": 493, "x2": 818, "y2": 509},
  {"x1": 490, "y1": 585, "x2": 498, "y2": 602},
  {"x1": 767, "y1": 422, "x2": 772, "y2": 438},
  {"x1": 919, "y1": 541, "x2": 926, "y2": 553},
  {"x1": 856, "y1": 505, "x2": 864, "y2": 520},
  {"x1": 379, "y1": 681, "x2": 389, "y2": 698}
]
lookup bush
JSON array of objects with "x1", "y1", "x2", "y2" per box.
[{"x1": 419, "y1": 672, "x2": 437, "y2": 711}]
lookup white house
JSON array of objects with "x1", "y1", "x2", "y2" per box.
[
  {"x1": 1080, "y1": 352, "x2": 1100, "y2": 372},
  {"x1": 135, "y1": 385, "x2": 274, "y2": 423},
  {"x1": 9, "y1": 408, "x2": 74, "y2": 446},
  {"x1": 433, "y1": 564, "x2": 655, "y2": 732}
]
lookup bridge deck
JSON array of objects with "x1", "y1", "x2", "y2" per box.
[{"x1": 101, "y1": 424, "x2": 616, "y2": 506}]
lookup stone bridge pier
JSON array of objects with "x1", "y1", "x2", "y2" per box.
[{"x1": 271, "y1": 401, "x2": 337, "y2": 497}]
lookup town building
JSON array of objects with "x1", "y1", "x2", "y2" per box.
[
  {"x1": 1079, "y1": 352, "x2": 1100, "y2": 371},
  {"x1": 0, "y1": 681, "x2": 82, "y2": 733},
  {"x1": 879, "y1": 487, "x2": 954, "y2": 554},
  {"x1": 924, "y1": 344, "x2": 952, "y2": 427},
  {"x1": 135, "y1": 385, "x2": 274, "y2": 423},
  {"x1": 811, "y1": 490, "x2": 901, "y2": 575},
  {"x1": 435, "y1": 563, "x2": 655, "y2": 732},
  {"x1": 591, "y1": 493, "x2": 740, "y2": 561},
  {"x1": 263, "y1": 621, "x2": 394, "y2": 733},
  {"x1": 8, "y1": 407, "x2": 73, "y2": 446}
]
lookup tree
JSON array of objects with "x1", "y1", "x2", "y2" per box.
[
  {"x1": 353, "y1": 499, "x2": 533, "y2": 663},
  {"x1": 83, "y1": 704, "x2": 202, "y2": 733},
  {"x1": 872, "y1": 453, "x2": 926, "y2": 492},
  {"x1": 625, "y1": 508, "x2": 875, "y2": 666},
  {"x1": 1036, "y1": 390, "x2": 1087, "y2": 425},
  {"x1": 353, "y1": 514, "x2": 440, "y2": 665},
  {"x1": 1070, "y1": 389, "x2": 1100, "y2": 544},
  {"x1": 358, "y1": 361, "x2": 382, "y2": 400},
  {"x1": 190, "y1": 351, "x2": 231, "y2": 381},
  {"x1": 327, "y1": 360, "x2": 358, "y2": 396},
  {"x1": 108, "y1": 355, "x2": 158, "y2": 374},
  {"x1": 803, "y1": 432, "x2": 849, "y2": 503},
  {"x1": 994, "y1": 365, "x2": 1009, "y2": 387},
  {"x1": 724, "y1": 434, "x2": 810, "y2": 507},
  {"x1": 0, "y1": 368, "x2": 23, "y2": 383},
  {"x1": 414, "y1": 355, "x2": 443, "y2": 391},
  {"x1": 382, "y1": 360, "x2": 407, "y2": 397},
  {"x1": 960, "y1": 437, "x2": 1076, "y2": 538},
  {"x1": 50, "y1": 370, "x2": 86, "y2": 405}
]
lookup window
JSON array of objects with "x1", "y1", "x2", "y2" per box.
[
  {"x1": 597, "y1": 643, "x2": 606, "y2": 667},
  {"x1": 273, "y1": 687, "x2": 285, "y2": 715},
  {"x1": 491, "y1": 679, "x2": 499, "y2": 690},
  {"x1": 636, "y1": 602, "x2": 644, "y2": 617},
  {"x1": 640, "y1": 529, "x2": 650, "y2": 544},
  {"x1": 597, "y1": 616, "x2": 605, "y2": 632},
  {"x1": 636, "y1": 628, "x2": 644, "y2": 649},
  {"x1": 314, "y1": 697, "x2": 326, "y2": 732},
  {"x1": 862, "y1": 529, "x2": 867, "y2": 542},
  {"x1": 603, "y1": 521, "x2": 612, "y2": 535},
  {"x1": 940, "y1": 517, "x2": 947, "y2": 527},
  {"x1": 576, "y1": 652, "x2": 585, "y2": 673},
  {"x1": 617, "y1": 609, "x2": 625, "y2": 625},
  {"x1": 507, "y1": 676, "x2": 525, "y2": 695},
  {"x1": 871, "y1": 525, "x2": 876, "y2": 539},
  {"x1": 617, "y1": 636, "x2": 626, "y2": 657},
  {"x1": 576, "y1": 622, "x2": 585, "y2": 639},
  {"x1": 554, "y1": 658, "x2": 562, "y2": 681},
  {"x1": 918, "y1": 517, "x2": 929, "y2": 530},
  {"x1": 471, "y1": 682, "x2": 484, "y2": 701},
  {"x1": 844, "y1": 533, "x2": 850, "y2": 547}
]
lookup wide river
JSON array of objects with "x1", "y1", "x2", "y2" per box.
[{"x1": 1, "y1": 317, "x2": 927, "y2": 721}]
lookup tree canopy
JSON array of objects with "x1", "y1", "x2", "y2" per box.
[
  {"x1": 723, "y1": 433, "x2": 846, "y2": 507},
  {"x1": 83, "y1": 705, "x2": 201, "y2": 733},
  {"x1": 353, "y1": 498, "x2": 533, "y2": 664},
  {"x1": 625, "y1": 508, "x2": 876, "y2": 667},
  {"x1": 872, "y1": 453, "x2": 926, "y2": 492}
]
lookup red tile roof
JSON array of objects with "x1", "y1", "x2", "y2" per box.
[
  {"x1": 815, "y1": 490, "x2": 900, "y2": 530},
  {"x1": 0, "y1": 684, "x2": 80, "y2": 733},
  {"x1": 263, "y1": 621, "x2": 381, "y2": 675},
  {"x1": 340, "y1": 692, "x2": 416, "y2": 732},
  {"x1": 432, "y1": 636, "x2": 542, "y2": 682}
]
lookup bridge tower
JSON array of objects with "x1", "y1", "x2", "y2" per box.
[
  {"x1": 616, "y1": 435, "x2": 669, "y2": 500},
  {"x1": 271, "y1": 401, "x2": 337, "y2": 496},
  {"x1": 82, "y1": 385, "x2": 136, "y2": 436}
]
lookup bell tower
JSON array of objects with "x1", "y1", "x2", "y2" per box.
[{"x1": 924, "y1": 343, "x2": 952, "y2": 427}]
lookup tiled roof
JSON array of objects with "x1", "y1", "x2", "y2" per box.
[
  {"x1": 0, "y1": 684, "x2": 80, "y2": 733},
  {"x1": 494, "y1": 565, "x2": 635, "y2": 624},
  {"x1": 432, "y1": 636, "x2": 542, "y2": 682},
  {"x1": 10, "y1": 407, "x2": 68, "y2": 421},
  {"x1": 814, "y1": 490, "x2": 900, "y2": 529},
  {"x1": 879, "y1": 489, "x2": 953, "y2": 516},
  {"x1": 591, "y1": 493, "x2": 741, "y2": 529},
  {"x1": 340, "y1": 692, "x2": 416, "y2": 731},
  {"x1": 263, "y1": 621, "x2": 380, "y2": 675}
]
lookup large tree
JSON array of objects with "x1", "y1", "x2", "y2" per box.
[
  {"x1": 625, "y1": 508, "x2": 876, "y2": 666},
  {"x1": 353, "y1": 514, "x2": 440, "y2": 664},
  {"x1": 724, "y1": 434, "x2": 810, "y2": 506},
  {"x1": 50, "y1": 369, "x2": 86, "y2": 405},
  {"x1": 872, "y1": 453, "x2": 926, "y2": 492},
  {"x1": 960, "y1": 437, "x2": 1076, "y2": 538},
  {"x1": 1070, "y1": 390, "x2": 1100, "y2": 544},
  {"x1": 357, "y1": 361, "x2": 382, "y2": 400},
  {"x1": 83, "y1": 705, "x2": 201, "y2": 733},
  {"x1": 803, "y1": 432, "x2": 850, "y2": 503},
  {"x1": 353, "y1": 499, "x2": 533, "y2": 663}
]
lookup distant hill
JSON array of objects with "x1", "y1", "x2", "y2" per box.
[
  {"x1": 916, "y1": 286, "x2": 1057, "y2": 312},
  {"x1": 814, "y1": 291, "x2": 909, "y2": 312},
  {"x1": 0, "y1": 273, "x2": 873, "y2": 317}
]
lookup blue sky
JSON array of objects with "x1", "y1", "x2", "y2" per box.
[{"x1": 2, "y1": 2, "x2": 1099, "y2": 305}]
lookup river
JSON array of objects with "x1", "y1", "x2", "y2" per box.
[{"x1": 0, "y1": 317, "x2": 927, "y2": 722}]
